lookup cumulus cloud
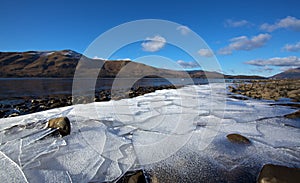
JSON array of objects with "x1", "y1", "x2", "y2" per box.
[
  {"x1": 141, "y1": 35, "x2": 166, "y2": 52},
  {"x1": 283, "y1": 41, "x2": 300, "y2": 52},
  {"x1": 176, "y1": 60, "x2": 199, "y2": 69},
  {"x1": 260, "y1": 16, "x2": 300, "y2": 32},
  {"x1": 198, "y1": 49, "x2": 214, "y2": 57},
  {"x1": 218, "y1": 33, "x2": 271, "y2": 55},
  {"x1": 224, "y1": 19, "x2": 250, "y2": 27},
  {"x1": 176, "y1": 25, "x2": 191, "y2": 35},
  {"x1": 245, "y1": 56, "x2": 300, "y2": 67}
]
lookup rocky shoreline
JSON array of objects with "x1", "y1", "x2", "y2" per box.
[
  {"x1": 229, "y1": 79, "x2": 300, "y2": 119},
  {"x1": 0, "y1": 84, "x2": 178, "y2": 118},
  {"x1": 2, "y1": 79, "x2": 300, "y2": 119},
  {"x1": 228, "y1": 79, "x2": 300, "y2": 102}
]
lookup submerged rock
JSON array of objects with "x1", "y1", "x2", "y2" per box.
[
  {"x1": 47, "y1": 117, "x2": 71, "y2": 136},
  {"x1": 226, "y1": 133, "x2": 251, "y2": 144},
  {"x1": 284, "y1": 110, "x2": 300, "y2": 119},
  {"x1": 257, "y1": 164, "x2": 300, "y2": 183}
]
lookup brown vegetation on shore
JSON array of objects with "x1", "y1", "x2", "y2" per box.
[{"x1": 229, "y1": 79, "x2": 300, "y2": 102}]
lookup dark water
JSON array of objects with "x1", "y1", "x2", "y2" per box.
[{"x1": 0, "y1": 78, "x2": 211, "y2": 103}]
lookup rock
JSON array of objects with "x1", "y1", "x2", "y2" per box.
[
  {"x1": 232, "y1": 79, "x2": 300, "y2": 101},
  {"x1": 3, "y1": 104, "x2": 11, "y2": 109},
  {"x1": 94, "y1": 97, "x2": 101, "y2": 102},
  {"x1": 284, "y1": 110, "x2": 300, "y2": 119},
  {"x1": 48, "y1": 117, "x2": 71, "y2": 136},
  {"x1": 226, "y1": 133, "x2": 251, "y2": 144},
  {"x1": 8, "y1": 112, "x2": 20, "y2": 117},
  {"x1": 0, "y1": 110, "x2": 7, "y2": 118},
  {"x1": 116, "y1": 170, "x2": 148, "y2": 183},
  {"x1": 228, "y1": 86, "x2": 237, "y2": 92},
  {"x1": 229, "y1": 95, "x2": 248, "y2": 100},
  {"x1": 257, "y1": 164, "x2": 300, "y2": 183}
]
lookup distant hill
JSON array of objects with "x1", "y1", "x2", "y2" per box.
[
  {"x1": 271, "y1": 67, "x2": 300, "y2": 79},
  {"x1": 224, "y1": 75, "x2": 266, "y2": 79},
  {"x1": 0, "y1": 50, "x2": 216, "y2": 78},
  {"x1": 0, "y1": 50, "x2": 264, "y2": 79},
  {"x1": 0, "y1": 50, "x2": 180, "y2": 78},
  {"x1": 0, "y1": 50, "x2": 81, "y2": 77}
]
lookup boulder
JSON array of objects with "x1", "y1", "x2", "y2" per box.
[
  {"x1": 116, "y1": 170, "x2": 147, "y2": 183},
  {"x1": 257, "y1": 164, "x2": 300, "y2": 183},
  {"x1": 226, "y1": 133, "x2": 251, "y2": 144},
  {"x1": 48, "y1": 117, "x2": 71, "y2": 136}
]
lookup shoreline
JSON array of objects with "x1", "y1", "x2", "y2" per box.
[
  {"x1": 2, "y1": 79, "x2": 300, "y2": 119},
  {"x1": 0, "y1": 84, "x2": 180, "y2": 118},
  {"x1": 228, "y1": 79, "x2": 300, "y2": 119},
  {"x1": 228, "y1": 79, "x2": 300, "y2": 102}
]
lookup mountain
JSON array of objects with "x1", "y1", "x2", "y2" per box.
[
  {"x1": 0, "y1": 50, "x2": 263, "y2": 79},
  {"x1": 0, "y1": 50, "x2": 81, "y2": 77},
  {"x1": 0, "y1": 50, "x2": 218, "y2": 78},
  {"x1": 271, "y1": 67, "x2": 300, "y2": 79}
]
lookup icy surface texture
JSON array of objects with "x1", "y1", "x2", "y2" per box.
[{"x1": 0, "y1": 83, "x2": 299, "y2": 182}]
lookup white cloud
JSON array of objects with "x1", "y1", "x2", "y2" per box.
[
  {"x1": 218, "y1": 48, "x2": 232, "y2": 55},
  {"x1": 93, "y1": 56, "x2": 107, "y2": 60},
  {"x1": 279, "y1": 66, "x2": 298, "y2": 72},
  {"x1": 251, "y1": 66, "x2": 274, "y2": 74},
  {"x1": 224, "y1": 19, "x2": 250, "y2": 27},
  {"x1": 218, "y1": 33, "x2": 271, "y2": 55},
  {"x1": 260, "y1": 16, "x2": 300, "y2": 32},
  {"x1": 176, "y1": 60, "x2": 199, "y2": 69},
  {"x1": 245, "y1": 56, "x2": 300, "y2": 67},
  {"x1": 120, "y1": 58, "x2": 131, "y2": 61},
  {"x1": 93, "y1": 57, "x2": 131, "y2": 61},
  {"x1": 113, "y1": 58, "x2": 131, "y2": 61},
  {"x1": 198, "y1": 49, "x2": 214, "y2": 57},
  {"x1": 283, "y1": 41, "x2": 300, "y2": 52},
  {"x1": 176, "y1": 25, "x2": 191, "y2": 35},
  {"x1": 141, "y1": 35, "x2": 166, "y2": 52}
]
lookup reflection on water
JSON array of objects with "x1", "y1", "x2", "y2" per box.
[{"x1": 0, "y1": 78, "x2": 210, "y2": 101}]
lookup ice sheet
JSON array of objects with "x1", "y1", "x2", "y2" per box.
[{"x1": 0, "y1": 83, "x2": 299, "y2": 182}]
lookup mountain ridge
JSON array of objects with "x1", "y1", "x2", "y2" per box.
[
  {"x1": 271, "y1": 67, "x2": 300, "y2": 79},
  {"x1": 0, "y1": 50, "x2": 266, "y2": 79}
]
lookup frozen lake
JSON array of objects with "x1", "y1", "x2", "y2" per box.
[{"x1": 0, "y1": 83, "x2": 299, "y2": 182}]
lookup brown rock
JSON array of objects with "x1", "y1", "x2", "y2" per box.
[
  {"x1": 257, "y1": 164, "x2": 300, "y2": 183},
  {"x1": 48, "y1": 117, "x2": 71, "y2": 136},
  {"x1": 284, "y1": 110, "x2": 300, "y2": 119},
  {"x1": 226, "y1": 133, "x2": 251, "y2": 144},
  {"x1": 228, "y1": 86, "x2": 236, "y2": 92},
  {"x1": 116, "y1": 170, "x2": 147, "y2": 183},
  {"x1": 8, "y1": 112, "x2": 20, "y2": 117}
]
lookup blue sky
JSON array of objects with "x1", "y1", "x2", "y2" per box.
[{"x1": 1, "y1": 0, "x2": 300, "y2": 77}]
